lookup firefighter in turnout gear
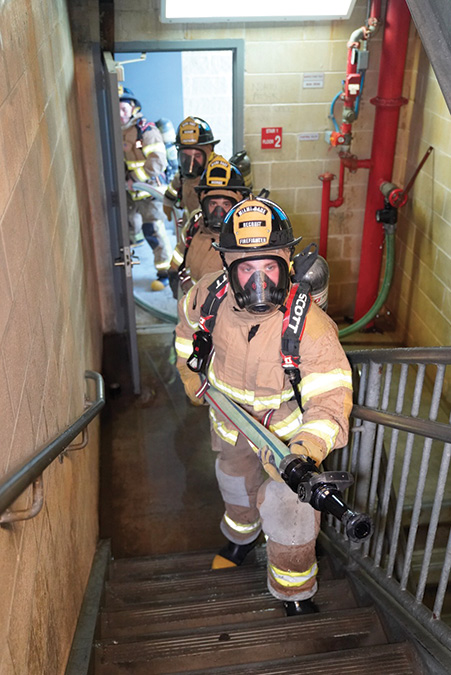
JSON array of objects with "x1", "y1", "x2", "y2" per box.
[
  {"x1": 168, "y1": 155, "x2": 250, "y2": 297},
  {"x1": 175, "y1": 196, "x2": 353, "y2": 616},
  {"x1": 163, "y1": 116, "x2": 220, "y2": 225},
  {"x1": 119, "y1": 86, "x2": 172, "y2": 290}
]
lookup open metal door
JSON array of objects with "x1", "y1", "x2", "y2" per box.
[{"x1": 101, "y1": 51, "x2": 141, "y2": 394}]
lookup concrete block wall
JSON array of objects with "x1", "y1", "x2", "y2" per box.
[
  {"x1": 0, "y1": 0, "x2": 106, "y2": 672},
  {"x1": 115, "y1": 0, "x2": 382, "y2": 319},
  {"x1": 388, "y1": 29, "x2": 451, "y2": 399}
]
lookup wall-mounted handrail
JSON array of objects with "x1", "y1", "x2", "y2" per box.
[{"x1": 0, "y1": 370, "x2": 105, "y2": 520}]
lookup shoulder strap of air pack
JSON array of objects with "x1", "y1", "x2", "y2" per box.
[
  {"x1": 198, "y1": 278, "x2": 311, "y2": 370},
  {"x1": 280, "y1": 282, "x2": 312, "y2": 372},
  {"x1": 198, "y1": 272, "x2": 228, "y2": 333}
]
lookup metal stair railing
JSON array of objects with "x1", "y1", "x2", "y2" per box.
[
  {"x1": 323, "y1": 346, "x2": 451, "y2": 650},
  {"x1": 0, "y1": 370, "x2": 105, "y2": 524}
]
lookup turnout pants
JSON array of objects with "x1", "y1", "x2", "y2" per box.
[
  {"x1": 127, "y1": 194, "x2": 172, "y2": 276},
  {"x1": 212, "y1": 427, "x2": 320, "y2": 601}
]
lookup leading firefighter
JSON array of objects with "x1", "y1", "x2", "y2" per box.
[{"x1": 175, "y1": 195, "x2": 353, "y2": 616}]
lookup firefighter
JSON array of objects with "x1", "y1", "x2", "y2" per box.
[
  {"x1": 119, "y1": 86, "x2": 172, "y2": 291},
  {"x1": 168, "y1": 155, "x2": 250, "y2": 297},
  {"x1": 175, "y1": 195, "x2": 353, "y2": 616},
  {"x1": 163, "y1": 116, "x2": 220, "y2": 226}
]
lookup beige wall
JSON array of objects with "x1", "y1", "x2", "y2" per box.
[
  {"x1": 116, "y1": 0, "x2": 382, "y2": 318},
  {"x1": 0, "y1": 0, "x2": 107, "y2": 673},
  {"x1": 389, "y1": 31, "x2": 451, "y2": 375},
  {"x1": 116, "y1": 0, "x2": 450, "y2": 343}
]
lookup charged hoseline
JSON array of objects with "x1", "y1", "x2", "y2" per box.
[{"x1": 204, "y1": 385, "x2": 372, "y2": 542}]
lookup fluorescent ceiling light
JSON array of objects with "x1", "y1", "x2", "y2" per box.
[{"x1": 161, "y1": 0, "x2": 357, "y2": 22}]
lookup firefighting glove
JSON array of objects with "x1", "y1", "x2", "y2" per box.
[
  {"x1": 184, "y1": 372, "x2": 205, "y2": 406},
  {"x1": 258, "y1": 446, "x2": 284, "y2": 483},
  {"x1": 289, "y1": 439, "x2": 324, "y2": 467},
  {"x1": 163, "y1": 203, "x2": 174, "y2": 222}
]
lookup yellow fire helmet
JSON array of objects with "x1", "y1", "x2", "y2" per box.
[
  {"x1": 175, "y1": 116, "x2": 220, "y2": 148},
  {"x1": 214, "y1": 196, "x2": 302, "y2": 253}
]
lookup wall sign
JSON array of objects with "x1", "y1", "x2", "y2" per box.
[
  {"x1": 298, "y1": 132, "x2": 320, "y2": 141},
  {"x1": 261, "y1": 127, "x2": 282, "y2": 149},
  {"x1": 303, "y1": 73, "x2": 325, "y2": 88}
]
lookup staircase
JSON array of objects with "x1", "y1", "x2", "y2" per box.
[{"x1": 93, "y1": 545, "x2": 423, "y2": 674}]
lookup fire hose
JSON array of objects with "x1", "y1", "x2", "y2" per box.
[{"x1": 204, "y1": 385, "x2": 373, "y2": 543}]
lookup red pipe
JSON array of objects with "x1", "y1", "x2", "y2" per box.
[
  {"x1": 353, "y1": 0, "x2": 411, "y2": 322},
  {"x1": 319, "y1": 173, "x2": 334, "y2": 258}
]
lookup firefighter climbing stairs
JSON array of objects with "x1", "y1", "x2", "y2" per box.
[{"x1": 93, "y1": 545, "x2": 423, "y2": 674}]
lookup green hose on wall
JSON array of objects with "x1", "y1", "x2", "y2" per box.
[{"x1": 339, "y1": 230, "x2": 395, "y2": 339}]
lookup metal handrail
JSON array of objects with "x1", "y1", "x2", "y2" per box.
[
  {"x1": 324, "y1": 346, "x2": 451, "y2": 657},
  {"x1": 0, "y1": 370, "x2": 105, "y2": 519}
]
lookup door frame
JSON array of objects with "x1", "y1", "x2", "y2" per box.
[{"x1": 113, "y1": 39, "x2": 245, "y2": 152}]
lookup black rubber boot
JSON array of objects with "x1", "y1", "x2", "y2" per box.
[
  {"x1": 283, "y1": 598, "x2": 319, "y2": 617},
  {"x1": 211, "y1": 535, "x2": 261, "y2": 569}
]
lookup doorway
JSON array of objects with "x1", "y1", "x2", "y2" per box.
[{"x1": 113, "y1": 40, "x2": 244, "y2": 328}]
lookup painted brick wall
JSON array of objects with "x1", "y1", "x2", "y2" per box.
[
  {"x1": 0, "y1": 0, "x2": 105, "y2": 672},
  {"x1": 116, "y1": 0, "x2": 382, "y2": 319},
  {"x1": 389, "y1": 29, "x2": 451, "y2": 399}
]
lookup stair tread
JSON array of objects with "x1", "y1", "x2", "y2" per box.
[
  {"x1": 95, "y1": 606, "x2": 389, "y2": 673},
  {"x1": 168, "y1": 642, "x2": 422, "y2": 675},
  {"x1": 104, "y1": 565, "x2": 340, "y2": 609},
  {"x1": 109, "y1": 546, "x2": 335, "y2": 582},
  {"x1": 100, "y1": 577, "x2": 357, "y2": 637}
]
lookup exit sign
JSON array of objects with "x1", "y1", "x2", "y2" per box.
[{"x1": 261, "y1": 127, "x2": 282, "y2": 149}]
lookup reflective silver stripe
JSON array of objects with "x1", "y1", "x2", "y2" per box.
[
  {"x1": 269, "y1": 561, "x2": 318, "y2": 588},
  {"x1": 270, "y1": 408, "x2": 303, "y2": 441},
  {"x1": 299, "y1": 420, "x2": 339, "y2": 452},
  {"x1": 175, "y1": 336, "x2": 193, "y2": 357},
  {"x1": 301, "y1": 369, "x2": 353, "y2": 407},
  {"x1": 224, "y1": 512, "x2": 260, "y2": 534},
  {"x1": 208, "y1": 363, "x2": 292, "y2": 411},
  {"x1": 125, "y1": 160, "x2": 145, "y2": 169},
  {"x1": 210, "y1": 409, "x2": 239, "y2": 444},
  {"x1": 171, "y1": 248, "x2": 184, "y2": 265}
]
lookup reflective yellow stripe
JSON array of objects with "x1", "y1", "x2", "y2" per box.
[
  {"x1": 155, "y1": 261, "x2": 170, "y2": 271},
  {"x1": 142, "y1": 141, "x2": 166, "y2": 157},
  {"x1": 166, "y1": 184, "x2": 178, "y2": 198},
  {"x1": 171, "y1": 248, "x2": 184, "y2": 266},
  {"x1": 210, "y1": 409, "x2": 239, "y2": 445},
  {"x1": 300, "y1": 420, "x2": 340, "y2": 453},
  {"x1": 129, "y1": 190, "x2": 151, "y2": 201},
  {"x1": 134, "y1": 167, "x2": 150, "y2": 181},
  {"x1": 175, "y1": 336, "x2": 193, "y2": 358},
  {"x1": 208, "y1": 362, "x2": 293, "y2": 412},
  {"x1": 269, "y1": 561, "x2": 318, "y2": 588},
  {"x1": 301, "y1": 369, "x2": 353, "y2": 408},
  {"x1": 270, "y1": 408, "x2": 303, "y2": 441},
  {"x1": 126, "y1": 160, "x2": 145, "y2": 169},
  {"x1": 224, "y1": 512, "x2": 260, "y2": 535}
]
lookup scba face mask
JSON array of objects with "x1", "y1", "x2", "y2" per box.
[
  {"x1": 202, "y1": 195, "x2": 237, "y2": 232},
  {"x1": 228, "y1": 256, "x2": 290, "y2": 314},
  {"x1": 178, "y1": 148, "x2": 207, "y2": 179}
]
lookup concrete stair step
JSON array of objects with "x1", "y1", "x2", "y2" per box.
[
  {"x1": 94, "y1": 607, "x2": 388, "y2": 674},
  {"x1": 100, "y1": 577, "x2": 357, "y2": 638}
]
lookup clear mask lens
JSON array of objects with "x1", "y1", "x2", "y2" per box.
[
  {"x1": 179, "y1": 149, "x2": 206, "y2": 178},
  {"x1": 202, "y1": 196, "x2": 237, "y2": 232},
  {"x1": 229, "y1": 256, "x2": 289, "y2": 314}
]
